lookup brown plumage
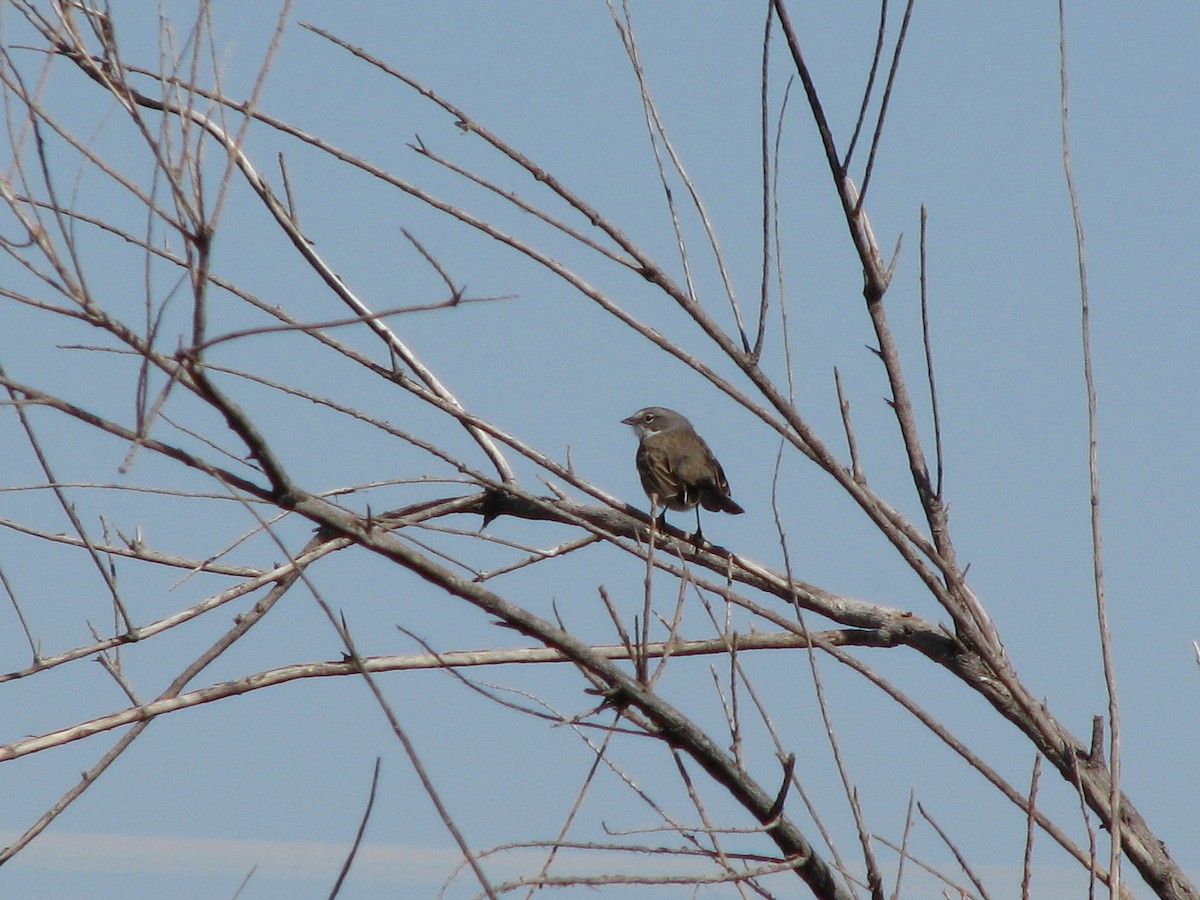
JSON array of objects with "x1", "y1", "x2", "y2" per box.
[{"x1": 621, "y1": 406, "x2": 743, "y2": 539}]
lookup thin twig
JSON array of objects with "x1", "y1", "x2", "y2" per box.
[
  {"x1": 725, "y1": 651, "x2": 854, "y2": 888},
  {"x1": 520, "y1": 719, "x2": 619, "y2": 900},
  {"x1": 833, "y1": 367, "x2": 864, "y2": 483},
  {"x1": 772, "y1": 76, "x2": 798, "y2": 397},
  {"x1": 0, "y1": 561, "x2": 40, "y2": 662},
  {"x1": 888, "y1": 790, "x2": 916, "y2": 900},
  {"x1": 328, "y1": 757, "x2": 382, "y2": 899},
  {"x1": 638, "y1": 507, "x2": 657, "y2": 683},
  {"x1": 919, "y1": 205, "x2": 944, "y2": 499},
  {"x1": 754, "y1": 2, "x2": 773, "y2": 361},
  {"x1": 670, "y1": 750, "x2": 756, "y2": 899},
  {"x1": 0, "y1": 539, "x2": 301, "y2": 863},
  {"x1": 1022, "y1": 755, "x2": 1042, "y2": 900},
  {"x1": 278, "y1": 534, "x2": 499, "y2": 897},
  {"x1": 843, "y1": 0, "x2": 888, "y2": 170},
  {"x1": 610, "y1": 0, "x2": 750, "y2": 351},
  {"x1": 854, "y1": 0, "x2": 916, "y2": 213},
  {"x1": 0, "y1": 361, "x2": 135, "y2": 632},
  {"x1": 873, "y1": 835, "x2": 976, "y2": 899},
  {"x1": 1059, "y1": 2, "x2": 1120, "y2": 892},
  {"x1": 917, "y1": 802, "x2": 991, "y2": 900},
  {"x1": 770, "y1": 438, "x2": 876, "y2": 898}
]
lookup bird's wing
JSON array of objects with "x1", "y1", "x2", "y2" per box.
[
  {"x1": 636, "y1": 442, "x2": 686, "y2": 507},
  {"x1": 670, "y1": 443, "x2": 717, "y2": 484},
  {"x1": 663, "y1": 437, "x2": 727, "y2": 510},
  {"x1": 670, "y1": 438, "x2": 744, "y2": 514}
]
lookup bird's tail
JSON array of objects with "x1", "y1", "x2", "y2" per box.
[{"x1": 701, "y1": 492, "x2": 745, "y2": 515}]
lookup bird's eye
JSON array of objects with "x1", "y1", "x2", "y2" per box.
[{"x1": 643, "y1": 413, "x2": 655, "y2": 423}]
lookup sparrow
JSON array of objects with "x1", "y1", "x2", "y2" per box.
[{"x1": 621, "y1": 406, "x2": 744, "y2": 541}]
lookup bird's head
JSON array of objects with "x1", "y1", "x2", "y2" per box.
[{"x1": 621, "y1": 406, "x2": 690, "y2": 440}]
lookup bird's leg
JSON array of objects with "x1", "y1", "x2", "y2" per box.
[{"x1": 691, "y1": 507, "x2": 706, "y2": 545}]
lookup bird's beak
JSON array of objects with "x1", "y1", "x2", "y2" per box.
[{"x1": 620, "y1": 415, "x2": 636, "y2": 426}]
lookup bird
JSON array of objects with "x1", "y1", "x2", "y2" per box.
[{"x1": 621, "y1": 406, "x2": 744, "y2": 541}]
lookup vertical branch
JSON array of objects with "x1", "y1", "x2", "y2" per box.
[
  {"x1": 0, "y1": 48, "x2": 89, "y2": 302},
  {"x1": 328, "y1": 757, "x2": 381, "y2": 899},
  {"x1": 772, "y1": 0, "x2": 889, "y2": 288},
  {"x1": 834, "y1": 368, "x2": 864, "y2": 483},
  {"x1": 1058, "y1": 1, "x2": 1120, "y2": 892},
  {"x1": 919, "y1": 206, "x2": 944, "y2": 499},
  {"x1": 611, "y1": 0, "x2": 751, "y2": 351},
  {"x1": 889, "y1": 790, "x2": 916, "y2": 900},
  {"x1": 843, "y1": 0, "x2": 888, "y2": 171},
  {"x1": 853, "y1": 0, "x2": 916, "y2": 214},
  {"x1": 770, "y1": 1, "x2": 842, "y2": 176},
  {"x1": 206, "y1": 0, "x2": 294, "y2": 227},
  {"x1": 769, "y1": 5, "x2": 938, "y2": 562},
  {"x1": 1022, "y1": 755, "x2": 1042, "y2": 900},
  {"x1": 771, "y1": 77, "x2": 798, "y2": 394},
  {"x1": 864, "y1": 298, "x2": 944, "y2": 549},
  {"x1": 754, "y1": 1, "x2": 773, "y2": 361},
  {"x1": 188, "y1": 0, "x2": 295, "y2": 352},
  {"x1": 770, "y1": 452, "x2": 879, "y2": 899},
  {"x1": 638, "y1": 508, "x2": 658, "y2": 684}
]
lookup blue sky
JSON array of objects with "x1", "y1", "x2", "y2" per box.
[{"x1": 1, "y1": 3, "x2": 1198, "y2": 898}]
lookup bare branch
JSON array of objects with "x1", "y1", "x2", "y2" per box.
[
  {"x1": 918, "y1": 205, "x2": 944, "y2": 499},
  {"x1": 328, "y1": 757, "x2": 381, "y2": 900},
  {"x1": 918, "y1": 802, "x2": 992, "y2": 900},
  {"x1": 853, "y1": 0, "x2": 916, "y2": 213},
  {"x1": 1059, "y1": 2, "x2": 1121, "y2": 893}
]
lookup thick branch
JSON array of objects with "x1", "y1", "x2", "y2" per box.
[{"x1": 300, "y1": 496, "x2": 853, "y2": 899}]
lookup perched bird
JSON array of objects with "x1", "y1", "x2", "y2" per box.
[{"x1": 621, "y1": 406, "x2": 744, "y2": 541}]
